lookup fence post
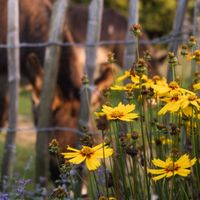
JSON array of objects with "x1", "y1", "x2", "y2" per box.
[
  {"x1": 167, "y1": 0, "x2": 188, "y2": 82},
  {"x1": 123, "y1": 0, "x2": 139, "y2": 70},
  {"x1": 35, "y1": 0, "x2": 68, "y2": 183},
  {"x1": 193, "y1": 0, "x2": 200, "y2": 46},
  {"x1": 1, "y1": 0, "x2": 20, "y2": 185},
  {"x1": 84, "y1": 0, "x2": 104, "y2": 84},
  {"x1": 193, "y1": 0, "x2": 200, "y2": 71}
]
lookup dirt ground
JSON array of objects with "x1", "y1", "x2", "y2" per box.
[
  {"x1": 16, "y1": 115, "x2": 36, "y2": 147},
  {"x1": 0, "y1": 115, "x2": 36, "y2": 147}
]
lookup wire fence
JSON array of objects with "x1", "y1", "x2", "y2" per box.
[
  {"x1": 0, "y1": 126, "x2": 87, "y2": 136},
  {"x1": 0, "y1": 31, "x2": 190, "y2": 49}
]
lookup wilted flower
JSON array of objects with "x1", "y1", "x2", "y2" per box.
[
  {"x1": 180, "y1": 44, "x2": 188, "y2": 56},
  {"x1": 107, "y1": 52, "x2": 116, "y2": 64},
  {"x1": 96, "y1": 115, "x2": 109, "y2": 131},
  {"x1": 49, "y1": 139, "x2": 59, "y2": 154},
  {"x1": 168, "y1": 52, "x2": 178, "y2": 66},
  {"x1": 188, "y1": 36, "x2": 196, "y2": 48},
  {"x1": 130, "y1": 23, "x2": 142, "y2": 37}
]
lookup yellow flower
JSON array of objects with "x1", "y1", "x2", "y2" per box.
[
  {"x1": 186, "y1": 50, "x2": 200, "y2": 63},
  {"x1": 110, "y1": 83, "x2": 138, "y2": 91},
  {"x1": 117, "y1": 69, "x2": 147, "y2": 84},
  {"x1": 148, "y1": 154, "x2": 196, "y2": 181},
  {"x1": 96, "y1": 102, "x2": 139, "y2": 121},
  {"x1": 61, "y1": 143, "x2": 113, "y2": 171},
  {"x1": 158, "y1": 92, "x2": 183, "y2": 115},
  {"x1": 181, "y1": 94, "x2": 200, "y2": 116},
  {"x1": 193, "y1": 82, "x2": 200, "y2": 91},
  {"x1": 153, "y1": 81, "x2": 192, "y2": 98},
  {"x1": 117, "y1": 70, "x2": 131, "y2": 82}
]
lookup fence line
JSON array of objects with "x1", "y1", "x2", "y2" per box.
[
  {"x1": 0, "y1": 32, "x2": 190, "y2": 49},
  {"x1": 0, "y1": 126, "x2": 100, "y2": 136}
]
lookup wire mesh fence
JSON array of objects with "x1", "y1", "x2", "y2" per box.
[{"x1": 0, "y1": 31, "x2": 190, "y2": 49}]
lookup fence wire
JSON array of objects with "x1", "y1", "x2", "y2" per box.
[
  {"x1": 0, "y1": 126, "x2": 99, "y2": 136},
  {"x1": 0, "y1": 31, "x2": 190, "y2": 49}
]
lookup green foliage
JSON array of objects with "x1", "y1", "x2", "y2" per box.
[
  {"x1": 71, "y1": 0, "x2": 179, "y2": 36},
  {"x1": 19, "y1": 89, "x2": 32, "y2": 117},
  {"x1": 139, "y1": 0, "x2": 177, "y2": 37}
]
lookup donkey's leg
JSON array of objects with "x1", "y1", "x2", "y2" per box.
[{"x1": 0, "y1": 76, "x2": 8, "y2": 127}]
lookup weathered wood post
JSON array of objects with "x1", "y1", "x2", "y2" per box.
[
  {"x1": 76, "y1": 0, "x2": 104, "y2": 196},
  {"x1": 1, "y1": 0, "x2": 20, "y2": 185},
  {"x1": 123, "y1": 0, "x2": 139, "y2": 70},
  {"x1": 167, "y1": 0, "x2": 188, "y2": 82},
  {"x1": 35, "y1": 0, "x2": 68, "y2": 182},
  {"x1": 193, "y1": 0, "x2": 200, "y2": 71},
  {"x1": 84, "y1": 0, "x2": 104, "y2": 85},
  {"x1": 78, "y1": 0, "x2": 104, "y2": 130},
  {"x1": 193, "y1": 0, "x2": 200, "y2": 46}
]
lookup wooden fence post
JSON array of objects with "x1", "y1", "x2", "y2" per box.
[
  {"x1": 1, "y1": 0, "x2": 20, "y2": 185},
  {"x1": 193, "y1": 0, "x2": 200, "y2": 71},
  {"x1": 35, "y1": 0, "x2": 68, "y2": 182},
  {"x1": 193, "y1": 0, "x2": 200, "y2": 47},
  {"x1": 123, "y1": 0, "x2": 139, "y2": 70},
  {"x1": 167, "y1": 0, "x2": 188, "y2": 82},
  {"x1": 75, "y1": 1, "x2": 104, "y2": 196},
  {"x1": 84, "y1": 0, "x2": 104, "y2": 84}
]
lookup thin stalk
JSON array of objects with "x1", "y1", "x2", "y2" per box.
[
  {"x1": 139, "y1": 77, "x2": 150, "y2": 200},
  {"x1": 88, "y1": 171, "x2": 95, "y2": 199},
  {"x1": 102, "y1": 132, "x2": 109, "y2": 198},
  {"x1": 93, "y1": 172, "x2": 100, "y2": 197}
]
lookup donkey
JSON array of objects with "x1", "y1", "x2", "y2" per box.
[
  {"x1": 0, "y1": 0, "x2": 165, "y2": 182},
  {"x1": 0, "y1": 0, "x2": 119, "y2": 182}
]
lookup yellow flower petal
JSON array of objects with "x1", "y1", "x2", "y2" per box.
[
  {"x1": 152, "y1": 173, "x2": 167, "y2": 181},
  {"x1": 152, "y1": 159, "x2": 168, "y2": 168},
  {"x1": 86, "y1": 157, "x2": 101, "y2": 171},
  {"x1": 94, "y1": 147, "x2": 113, "y2": 158},
  {"x1": 147, "y1": 169, "x2": 166, "y2": 174},
  {"x1": 176, "y1": 168, "x2": 191, "y2": 176},
  {"x1": 68, "y1": 154, "x2": 86, "y2": 164},
  {"x1": 61, "y1": 152, "x2": 80, "y2": 158},
  {"x1": 67, "y1": 146, "x2": 80, "y2": 152}
]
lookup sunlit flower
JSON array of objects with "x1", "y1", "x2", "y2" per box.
[
  {"x1": 153, "y1": 81, "x2": 192, "y2": 97},
  {"x1": 142, "y1": 76, "x2": 167, "y2": 90},
  {"x1": 186, "y1": 50, "x2": 200, "y2": 63},
  {"x1": 158, "y1": 92, "x2": 183, "y2": 115},
  {"x1": 95, "y1": 102, "x2": 139, "y2": 121},
  {"x1": 117, "y1": 69, "x2": 147, "y2": 84},
  {"x1": 62, "y1": 143, "x2": 113, "y2": 171},
  {"x1": 193, "y1": 82, "x2": 200, "y2": 91},
  {"x1": 117, "y1": 70, "x2": 132, "y2": 82},
  {"x1": 181, "y1": 94, "x2": 200, "y2": 116},
  {"x1": 110, "y1": 83, "x2": 138, "y2": 91},
  {"x1": 148, "y1": 154, "x2": 196, "y2": 181}
]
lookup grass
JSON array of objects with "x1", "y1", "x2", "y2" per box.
[
  {"x1": 0, "y1": 88, "x2": 35, "y2": 192},
  {"x1": 19, "y1": 89, "x2": 32, "y2": 117},
  {"x1": 0, "y1": 134, "x2": 35, "y2": 190}
]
